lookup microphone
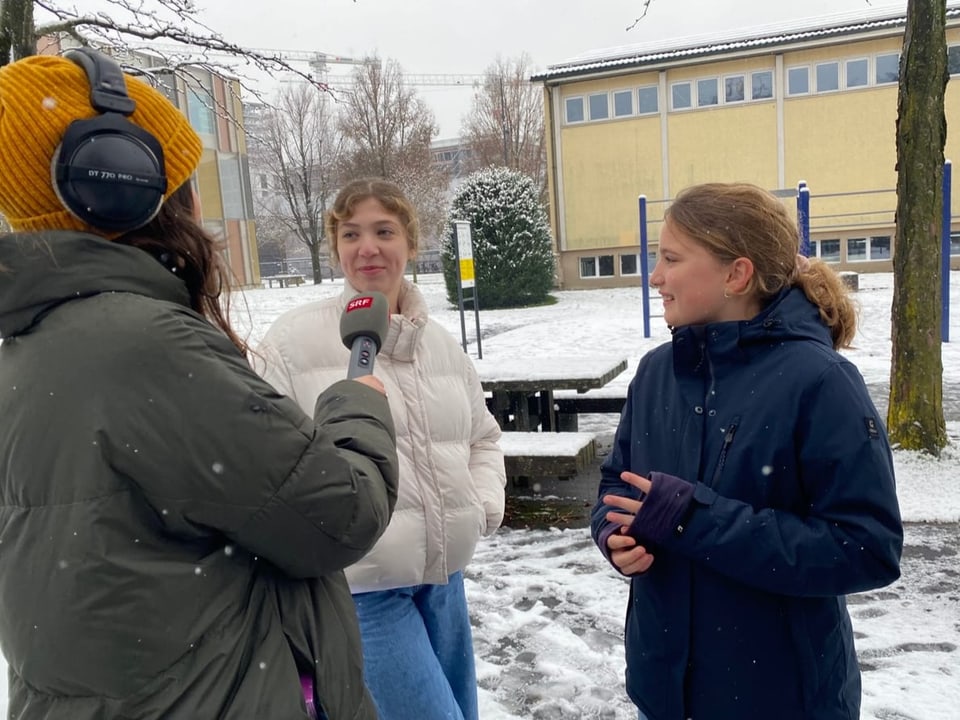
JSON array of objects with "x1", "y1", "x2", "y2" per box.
[{"x1": 339, "y1": 291, "x2": 389, "y2": 379}]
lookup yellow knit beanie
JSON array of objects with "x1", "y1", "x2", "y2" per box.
[{"x1": 0, "y1": 54, "x2": 203, "y2": 236}]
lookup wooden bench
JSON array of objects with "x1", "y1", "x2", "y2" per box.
[
  {"x1": 263, "y1": 274, "x2": 306, "y2": 288},
  {"x1": 552, "y1": 388, "x2": 627, "y2": 430},
  {"x1": 498, "y1": 431, "x2": 597, "y2": 486}
]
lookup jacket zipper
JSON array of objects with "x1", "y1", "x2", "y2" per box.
[{"x1": 710, "y1": 419, "x2": 739, "y2": 486}]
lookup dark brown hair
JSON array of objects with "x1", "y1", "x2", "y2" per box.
[
  {"x1": 115, "y1": 182, "x2": 247, "y2": 356},
  {"x1": 664, "y1": 182, "x2": 857, "y2": 349}
]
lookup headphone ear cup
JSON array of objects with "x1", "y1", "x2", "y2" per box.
[{"x1": 52, "y1": 114, "x2": 168, "y2": 234}]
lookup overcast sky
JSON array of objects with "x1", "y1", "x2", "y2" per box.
[{"x1": 91, "y1": 0, "x2": 911, "y2": 136}]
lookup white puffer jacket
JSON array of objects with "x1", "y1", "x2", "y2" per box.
[{"x1": 257, "y1": 280, "x2": 506, "y2": 592}]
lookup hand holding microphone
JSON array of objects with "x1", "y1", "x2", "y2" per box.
[{"x1": 339, "y1": 291, "x2": 389, "y2": 388}]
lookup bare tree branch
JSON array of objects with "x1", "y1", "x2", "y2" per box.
[{"x1": 626, "y1": 0, "x2": 654, "y2": 32}]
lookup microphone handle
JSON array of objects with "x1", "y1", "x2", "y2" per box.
[{"x1": 346, "y1": 335, "x2": 378, "y2": 379}]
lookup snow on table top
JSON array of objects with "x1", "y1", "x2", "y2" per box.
[
  {"x1": 473, "y1": 355, "x2": 627, "y2": 383},
  {"x1": 497, "y1": 431, "x2": 597, "y2": 456}
]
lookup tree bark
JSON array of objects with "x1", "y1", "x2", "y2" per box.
[
  {"x1": 889, "y1": 0, "x2": 948, "y2": 455},
  {"x1": 0, "y1": 0, "x2": 35, "y2": 65}
]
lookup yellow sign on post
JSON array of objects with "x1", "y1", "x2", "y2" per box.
[
  {"x1": 455, "y1": 220, "x2": 475, "y2": 289},
  {"x1": 453, "y1": 219, "x2": 481, "y2": 358}
]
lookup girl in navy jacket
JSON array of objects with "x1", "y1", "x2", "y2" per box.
[{"x1": 591, "y1": 182, "x2": 903, "y2": 720}]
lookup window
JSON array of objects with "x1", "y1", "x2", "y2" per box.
[
  {"x1": 846, "y1": 58, "x2": 868, "y2": 88},
  {"x1": 950, "y1": 45, "x2": 960, "y2": 75},
  {"x1": 820, "y1": 239, "x2": 841, "y2": 263},
  {"x1": 613, "y1": 90, "x2": 633, "y2": 117},
  {"x1": 876, "y1": 53, "x2": 900, "y2": 84},
  {"x1": 218, "y1": 154, "x2": 246, "y2": 219},
  {"x1": 153, "y1": 73, "x2": 179, "y2": 106},
  {"x1": 580, "y1": 255, "x2": 615, "y2": 279},
  {"x1": 816, "y1": 62, "x2": 839, "y2": 92},
  {"x1": 951, "y1": 232, "x2": 960, "y2": 256},
  {"x1": 847, "y1": 237, "x2": 867, "y2": 262},
  {"x1": 620, "y1": 253, "x2": 638, "y2": 276},
  {"x1": 697, "y1": 78, "x2": 718, "y2": 106},
  {"x1": 671, "y1": 82, "x2": 692, "y2": 110},
  {"x1": 848, "y1": 236, "x2": 891, "y2": 261},
  {"x1": 869, "y1": 235, "x2": 891, "y2": 259},
  {"x1": 565, "y1": 97, "x2": 584, "y2": 123},
  {"x1": 186, "y1": 87, "x2": 216, "y2": 136},
  {"x1": 787, "y1": 67, "x2": 809, "y2": 95},
  {"x1": 751, "y1": 71, "x2": 773, "y2": 99},
  {"x1": 637, "y1": 86, "x2": 659, "y2": 114},
  {"x1": 724, "y1": 75, "x2": 745, "y2": 103},
  {"x1": 588, "y1": 93, "x2": 609, "y2": 120}
]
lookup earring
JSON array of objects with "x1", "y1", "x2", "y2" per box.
[{"x1": 723, "y1": 289, "x2": 731, "y2": 299}]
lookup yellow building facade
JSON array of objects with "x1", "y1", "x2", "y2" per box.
[{"x1": 534, "y1": 7, "x2": 960, "y2": 289}]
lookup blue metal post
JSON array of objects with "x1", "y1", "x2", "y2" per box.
[
  {"x1": 942, "y1": 160, "x2": 951, "y2": 343},
  {"x1": 797, "y1": 181, "x2": 811, "y2": 257},
  {"x1": 639, "y1": 195, "x2": 651, "y2": 339}
]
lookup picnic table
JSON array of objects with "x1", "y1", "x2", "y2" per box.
[
  {"x1": 474, "y1": 355, "x2": 628, "y2": 432},
  {"x1": 263, "y1": 273, "x2": 305, "y2": 288}
]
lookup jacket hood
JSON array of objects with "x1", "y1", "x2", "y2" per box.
[
  {"x1": 672, "y1": 286, "x2": 833, "y2": 372},
  {"x1": 0, "y1": 231, "x2": 189, "y2": 337}
]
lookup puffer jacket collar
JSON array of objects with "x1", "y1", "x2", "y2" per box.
[
  {"x1": 341, "y1": 279, "x2": 428, "y2": 363},
  {"x1": 671, "y1": 286, "x2": 833, "y2": 377},
  {"x1": 0, "y1": 231, "x2": 189, "y2": 338}
]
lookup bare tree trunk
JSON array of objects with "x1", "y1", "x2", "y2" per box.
[
  {"x1": 0, "y1": 0, "x2": 35, "y2": 65},
  {"x1": 888, "y1": 0, "x2": 948, "y2": 455},
  {"x1": 309, "y1": 242, "x2": 322, "y2": 284}
]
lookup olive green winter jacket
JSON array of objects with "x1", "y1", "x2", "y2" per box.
[{"x1": 0, "y1": 232, "x2": 399, "y2": 720}]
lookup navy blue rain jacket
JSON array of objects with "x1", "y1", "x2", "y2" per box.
[{"x1": 591, "y1": 287, "x2": 903, "y2": 720}]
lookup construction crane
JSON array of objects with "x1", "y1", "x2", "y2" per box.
[
  {"x1": 140, "y1": 42, "x2": 490, "y2": 88},
  {"x1": 141, "y1": 43, "x2": 370, "y2": 76}
]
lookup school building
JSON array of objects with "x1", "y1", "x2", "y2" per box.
[{"x1": 532, "y1": 6, "x2": 960, "y2": 289}]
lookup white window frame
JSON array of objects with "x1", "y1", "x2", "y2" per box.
[
  {"x1": 724, "y1": 74, "x2": 746, "y2": 104},
  {"x1": 613, "y1": 89, "x2": 634, "y2": 117},
  {"x1": 787, "y1": 66, "x2": 810, "y2": 96},
  {"x1": 875, "y1": 53, "x2": 900, "y2": 85},
  {"x1": 588, "y1": 92, "x2": 610, "y2": 121},
  {"x1": 818, "y1": 238, "x2": 841, "y2": 263},
  {"x1": 697, "y1": 77, "x2": 719, "y2": 107},
  {"x1": 845, "y1": 57, "x2": 869, "y2": 88},
  {"x1": 846, "y1": 237, "x2": 868, "y2": 263},
  {"x1": 579, "y1": 254, "x2": 616, "y2": 279},
  {"x1": 815, "y1": 61, "x2": 840, "y2": 93},
  {"x1": 637, "y1": 85, "x2": 659, "y2": 115},
  {"x1": 565, "y1": 96, "x2": 585, "y2": 124},
  {"x1": 620, "y1": 253, "x2": 639, "y2": 276},
  {"x1": 751, "y1": 70, "x2": 774, "y2": 100},
  {"x1": 671, "y1": 81, "x2": 692, "y2": 110}
]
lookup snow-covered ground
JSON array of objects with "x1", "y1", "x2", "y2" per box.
[{"x1": 2, "y1": 270, "x2": 958, "y2": 719}]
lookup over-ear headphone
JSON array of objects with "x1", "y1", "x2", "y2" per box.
[{"x1": 52, "y1": 47, "x2": 168, "y2": 234}]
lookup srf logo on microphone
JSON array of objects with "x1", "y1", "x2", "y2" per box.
[{"x1": 346, "y1": 296, "x2": 374, "y2": 312}]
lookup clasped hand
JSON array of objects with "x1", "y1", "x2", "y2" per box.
[{"x1": 602, "y1": 471, "x2": 655, "y2": 576}]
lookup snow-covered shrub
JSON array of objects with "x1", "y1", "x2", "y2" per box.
[{"x1": 441, "y1": 167, "x2": 555, "y2": 309}]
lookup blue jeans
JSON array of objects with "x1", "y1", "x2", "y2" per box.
[{"x1": 353, "y1": 572, "x2": 478, "y2": 720}]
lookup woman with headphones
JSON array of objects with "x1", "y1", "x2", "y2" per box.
[{"x1": 0, "y1": 50, "x2": 398, "y2": 719}]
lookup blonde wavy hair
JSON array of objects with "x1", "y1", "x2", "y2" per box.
[{"x1": 664, "y1": 182, "x2": 857, "y2": 349}]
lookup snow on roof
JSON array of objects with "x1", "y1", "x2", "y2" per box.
[{"x1": 532, "y1": 5, "x2": 960, "y2": 82}]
